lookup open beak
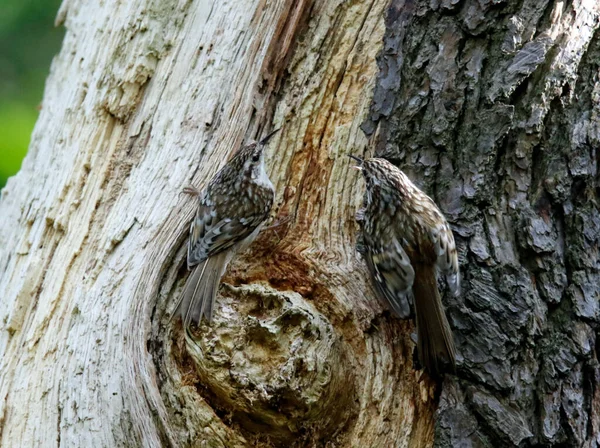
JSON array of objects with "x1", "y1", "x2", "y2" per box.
[{"x1": 348, "y1": 154, "x2": 364, "y2": 170}]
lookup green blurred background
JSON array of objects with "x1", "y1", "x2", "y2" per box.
[{"x1": 0, "y1": 0, "x2": 63, "y2": 189}]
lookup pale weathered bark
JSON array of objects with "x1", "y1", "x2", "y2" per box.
[{"x1": 1, "y1": 0, "x2": 599, "y2": 447}]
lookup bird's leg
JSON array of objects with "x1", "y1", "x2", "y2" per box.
[
  {"x1": 265, "y1": 214, "x2": 291, "y2": 231},
  {"x1": 264, "y1": 215, "x2": 292, "y2": 243},
  {"x1": 182, "y1": 186, "x2": 201, "y2": 197}
]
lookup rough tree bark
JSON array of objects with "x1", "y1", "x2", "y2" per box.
[{"x1": 0, "y1": 0, "x2": 598, "y2": 447}]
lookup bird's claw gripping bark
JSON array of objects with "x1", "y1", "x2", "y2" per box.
[{"x1": 182, "y1": 186, "x2": 201, "y2": 197}]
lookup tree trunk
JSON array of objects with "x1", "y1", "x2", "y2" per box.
[{"x1": 0, "y1": 0, "x2": 598, "y2": 447}]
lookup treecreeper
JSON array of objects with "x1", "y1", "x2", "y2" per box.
[
  {"x1": 175, "y1": 130, "x2": 278, "y2": 328},
  {"x1": 352, "y1": 156, "x2": 459, "y2": 377}
]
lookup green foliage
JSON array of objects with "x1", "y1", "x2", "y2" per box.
[{"x1": 0, "y1": 0, "x2": 63, "y2": 188}]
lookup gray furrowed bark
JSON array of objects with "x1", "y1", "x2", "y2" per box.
[{"x1": 364, "y1": 0, "x2": 600, "y2": 446}]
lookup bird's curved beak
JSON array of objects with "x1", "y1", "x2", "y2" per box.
[
  {"x1": 348, "y1": 154, "x2": 364, "y2": 171},
  {"x1": 260, "y1": 128, "x2": 281, "y2": 145}
]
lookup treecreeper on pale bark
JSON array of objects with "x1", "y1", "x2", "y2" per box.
[
  {"x1": 174, "y1": 130, "x2": 278, "y2": 328},
  {"x1": 351, "y1": 155, "x2": 459, "y2": 378}
]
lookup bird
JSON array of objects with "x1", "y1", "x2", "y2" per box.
[
  {"x1": 176, "y1": 130, "x2": 278, "y2": 328},
  {"x1": 350, "y1": 155, "x2": 459, "y2": 377}
]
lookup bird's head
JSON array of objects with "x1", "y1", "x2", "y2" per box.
[
  {"x1": 235, "y1": 129, "x2": 279, "y2": 181},
  {"x1": 349, "y1": 155, "x2": 412, "y2": 203}
]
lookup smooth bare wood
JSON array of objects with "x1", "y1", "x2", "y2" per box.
[{"x1": 0, "y1": 0, "x2": 436, "y2": 446}]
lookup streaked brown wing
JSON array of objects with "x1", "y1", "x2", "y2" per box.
[
  {"x1": 366, "y1": 238, "x2": 415, "y2": 318},
  {"x1": 429, "y1": 221, "x2": 460, "y2": 295},
  {"x1": 188, "y1": 214, "x2": 265, "y2": 266}
]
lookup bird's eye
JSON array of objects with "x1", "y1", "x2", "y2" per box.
[{"x1": 252, "y1": 153, "x2": 260, "y2": 162}]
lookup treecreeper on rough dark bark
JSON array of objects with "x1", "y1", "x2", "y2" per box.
[{"x1": 352, "y1": 155, "x2": 459, "y2": 378}]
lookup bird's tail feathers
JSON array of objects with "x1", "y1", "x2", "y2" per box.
[
  {"x1": 413, "y1": 264, "x2": 456, "y2": 377},
  {"x1": 177, "y1": 252, "x2": 229, "y2": 327}
]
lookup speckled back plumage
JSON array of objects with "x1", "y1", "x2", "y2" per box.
[
  {"x1": 178, "y1": 132, "x2": 276, "y2": 327},
  {"x1": 187, "y1": 141, "x2": 275, "y2": 267},
  {"x1": 356, "y1": 157, "x2": 458, "y2": 376},
  {"x1": 361, "y1": 159, "x2": 459, "y2": 298}
]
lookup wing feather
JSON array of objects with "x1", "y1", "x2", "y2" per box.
[
  {"x1": 366, "y1": 238, "x2": 415, "y2": 318},
  {"x1": 187, "y1": 190, "x2": 269, "y2": 267},
  {"x1": 430, "y1": 221, "x2": 460, "y2": 295}
]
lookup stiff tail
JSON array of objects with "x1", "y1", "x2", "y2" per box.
[
  {"x1": 412, "y1": 264, "x2": 456, "y2": 377},
  {"x1": 176, "y1": 252, "x2": 229, "y2": 327}
]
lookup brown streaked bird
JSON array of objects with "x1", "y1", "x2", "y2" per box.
[
  {"x1": 176, "y1": 130, "x2": 278, "y2": 328},
  {"x1": 351, "y1": 155, "x2": 459, "y2": 376}
]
